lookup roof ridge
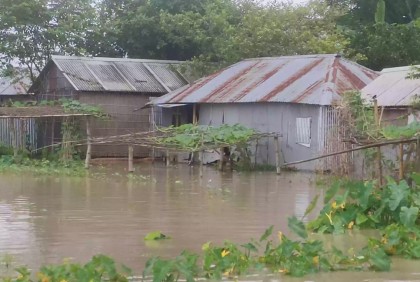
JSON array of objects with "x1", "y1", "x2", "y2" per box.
[
  {"x1": 242, "y1": 54, "x2": 339, "y2": 61},
  {"x1": 51, "y1": 55, "x2": 184, "y2": 64}
]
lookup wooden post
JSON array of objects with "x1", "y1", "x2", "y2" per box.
[
  {"x1": 51, "y1": 117, "x2": 55, "y2": 152},
  {"x1": 399, "y1": 143, "x2": 404, "y2": 181},
  {"x1": 373, "y1": 98, "x2": 383, "y2": 186},
  {"x1": 9, "y1": 118, "x2": 18, "y2": 158},
  {"x1": 192, "y1": 104, "x2": 197, "y2": 124},
  {"x1": 128, "y1": 145, "x2": 134, "y2": 172},
  {"x1": 417, "y1": 137, "x2": 420, "y2": 171},
  {"x1": 254, "y1": 139, "x2": 259, "y2": 169},
  {"x1": 84, "y1": 117, "x2": 92, "y2": 169},
  {"x1": 166, "y1": 149, "x2": 170, "y2": 166},
  {"x1": 274, "y1": 135, "x2": 281, "y2": 175},
  {"x1": 199, "y1": 150, "x2": 204, "y2": 178},
  {"x1": 218, "y1": 147, "x2": 224, "y2": 171}
]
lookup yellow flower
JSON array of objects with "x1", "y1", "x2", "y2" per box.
[
  {"x1": 348, "y1": 221, "x2": 354, "y2": 229},
  {"x1": 221, "y1": 249, "x2": 230, "y2": 257},
  {"x1": 381, "y1": 236, "x2": 388, "y2": 244},
  {"x1": 278, "y1": 231, "x2": 283, "y2": 243},
  {"x1": 279, "y1": 269, "x2": 288, "y2": 274},
  {"x1": 325, "y1": 212, "x2": 333, "y2": 224},
  {"x1": 313, "y1": 256, "x2": 319, "y2": 265},
  {"x1": 60, "y1": 280, "x2": 68, "y2": 282},
  {"x1": 331, "y1": 201, "x2": 337, "y2": 209}
]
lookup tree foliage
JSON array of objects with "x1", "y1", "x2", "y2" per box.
[
  {"x1": 0, "y1": 0, "x2": 98, "y2": 81},
  {"x1": 2, "y1": 0, "x2": 420, "y2": 80}
]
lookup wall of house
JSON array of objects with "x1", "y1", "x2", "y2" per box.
[
  {"x1": 34, "y1": 64, "x2": 157, "y2": 158},
  {"x1": 195, "y1": 103, "x2": 323, "y2": 171},
  {"x1": 79, "y1": 93, "x2": 152, "y2": 157}
]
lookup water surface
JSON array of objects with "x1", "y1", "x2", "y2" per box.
[{"x1": 0, "y1": 163, "x2": 419, "y2": 281}]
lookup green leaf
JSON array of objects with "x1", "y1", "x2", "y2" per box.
[
  {"x1": 288, "y1": 216, "x2": 308, "y2": 239},
  {"x1": 241, "y1": 242, "x2": 258, "y2": 253},
  {"x1": 259, "y1": 225, "x2": 273, "y2": 242},
  {"x1": 368, "y1": 249, "x2": 390, "y2": 271},
  {"x1": 303, "y1": 194, "x2": 319, "y2": 219},
  {"x1": 358, "y1": 181, "x2": 373, "y2": 210},
  {"x1": 144, "y1": 231, "x2": 170, "y2": 241},
  {"x1": 356, "y1": 213, "x2": 369, "y2": 225},
  {"x1": 388, "y1": 180, "x2": 410, "y2": 211},
  {"x1": 324, "y1": 181, "x2": 340, "y2": 204},
  {"x1": 412, "y1": 173, "x2": 420, "y2": 186},
  {"x1": 399, "y1": 206, "x2": 419, "y2": 227}
]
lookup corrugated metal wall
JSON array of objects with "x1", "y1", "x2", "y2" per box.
[
  {"x1": 0, "y1": 118, "x2": 37, "y2": 150},
  {"x1": 196, "y1": 103, "x2": 322, "y2": 170}
]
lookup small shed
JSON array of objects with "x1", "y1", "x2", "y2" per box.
[
  {"x1": 149, "y1": 54, "x2": 378, "y2": 171},
  {"x1": 361, "y1": 66, "x2": 420, "y2": 125},
  {"x1": 28, "y1": 56, "x2": 188, "y2": 158},
  {"x1": 0, "y1": 76, "x2": 32, "y2": 105}
]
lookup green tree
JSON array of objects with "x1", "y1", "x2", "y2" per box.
[{"x1": 0, "y1": 0, "x2": 97, "y2": 81}]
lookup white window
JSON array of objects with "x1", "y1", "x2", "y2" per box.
[{"x1": 296, "y1": 117, "x2": 311, "y2": 147}]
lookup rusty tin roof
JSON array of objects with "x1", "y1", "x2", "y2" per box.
[
  {"x1": 362, "y1": 66, "x2": 420, "y2": 107},
  {"x1": 45, "y1": 56, "x2": 187, "y2": 93},
  {"x1": 150, "y1": 54, "x2": 377, "y2": 106}
]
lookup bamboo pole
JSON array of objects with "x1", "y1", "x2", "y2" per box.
[
  {"x1": 373, "y1": 98, "x2": 383, "y2": 186},
  {"x1": 274, "y1": 135, "x2": 281, "y2": 175},
  {"x1": 283, "y1": 138, "x2": 419, "y2": 167},
  {"x1": 85, "y1": 117, "x2": 92, "y2": 169},
  {"x1": 399, "y1": 143, "x2": 404, "y2": 181},
  {"x1": 128, "y1": 145, "x2": 134, "y2": 172}
]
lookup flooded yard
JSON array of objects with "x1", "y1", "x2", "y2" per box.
[{"x1": 0, "y1": 162, "x2": 419, "y2": 281}]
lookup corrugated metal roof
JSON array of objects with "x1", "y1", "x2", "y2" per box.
[
  {"x1": 150, "y1": 54, "x2": 378, "y2": 106},
  {"x1": 52, "y1": 55, "x2": 187, "y2": 93},
  {"x1": 361, "y1": 66, "x2": 420, "y2": 107},
  {"x1": 0, "y1": 77, "x2": 28, "y2": 95}
]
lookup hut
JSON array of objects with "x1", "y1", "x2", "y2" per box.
[
  {"x1": 149, "y1": 54, "x2": 378, "y2": 171},
  {"x1": 361, "y1": 66, "x2": 420, "y2": 126},
  {"x1": 0, "y1": 76, "x2": 32, "y2": 105},
  {"x1": 28, "y1": 55, "x2": 188, "y2": 158}
]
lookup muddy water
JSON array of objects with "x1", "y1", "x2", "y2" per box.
[{"x1": 0, "y1": 163, "x2": 419, "y2": 281}]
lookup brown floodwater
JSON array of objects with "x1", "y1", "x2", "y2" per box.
[{"x1": 0, "y1": 163, "x2": 419, "y2": 281}]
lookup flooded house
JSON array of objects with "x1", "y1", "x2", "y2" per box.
[
  {"x1": 29, "y1": 56, "x2": 188, "y2": 157},
  {"x1": 149, "y1": 54, "x2": 378, "y2": 171},
  {"x1": 361, "y1": 66, "x2": 420, "y2": 126}
]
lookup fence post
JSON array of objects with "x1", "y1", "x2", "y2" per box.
[
  {"x1": 128, "y1": 145, "x2": 134, "y2": 172},
  {"x1": 274, "y1": 135, "x2": 281, "y2": 175},
  {"x1": 85, "y1": 117, "x2": 92, "y2": 169}
]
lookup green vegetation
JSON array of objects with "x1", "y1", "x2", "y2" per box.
[
  {"x1": 144, "y1": 231, "x2": 170, "y2": 241},
  {"x1": 10, "y1": 99, "x2": 107, "y2": 119},
  {"x1": 1, "y1": 255, "x2": 131, "y2": 282},
  {"x1": 0, "y1": 155, "x2": 88, "y2": 176},
  {"x1": 156, "y1": 124, "x2": 256, "y2": 152}
]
